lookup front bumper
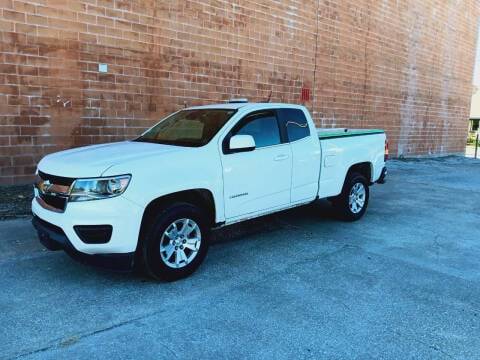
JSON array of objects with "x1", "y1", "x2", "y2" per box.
[
  {"x1": 32, "y1": 215, "x2": 135, "y2": 271},
  {"x1": 32, "y1": 194, "x2": 143, "y2": 253},
  {"x1": 31, "y1": 194, "x2": 144, "y2": 271}
]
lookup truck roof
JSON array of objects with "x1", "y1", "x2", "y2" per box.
[{"x1": 186, "y1": 102, "x2": 306, "y2": 111}]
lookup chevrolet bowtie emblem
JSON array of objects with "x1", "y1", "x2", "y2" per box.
[{"x1": 39, "y1": 180, "x2": 53, "y2": 194}]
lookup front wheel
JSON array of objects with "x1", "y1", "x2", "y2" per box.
[
  {"x1": 142, "y1": 202, "x2": 210, "y2": 281},
  {"x1": 332, "y1": 172, "x2": 369, "y2": 221}
]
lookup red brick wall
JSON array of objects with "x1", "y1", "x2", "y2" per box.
[{"x1": 0, "y1": 0, "x2": 478, "y2": 184}]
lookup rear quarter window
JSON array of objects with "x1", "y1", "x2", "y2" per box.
[{"x1": 277, "y1": 108, "x2": 310, "y2": 142}]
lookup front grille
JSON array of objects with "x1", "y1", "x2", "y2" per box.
[
  {"x1": 38, "y1": 171, "x2": 75, "y2": 186},
  {"x1": 36, "y1": 171, "x2": 75, "y2": 212}
]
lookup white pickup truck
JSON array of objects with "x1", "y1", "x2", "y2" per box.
[{"x1": 32, "y1": 101, "x2": 387, "y2": 280}]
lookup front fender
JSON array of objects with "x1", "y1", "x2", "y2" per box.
[{"x1": 103, "y1": 145, "x2": 226, "y2": 223}]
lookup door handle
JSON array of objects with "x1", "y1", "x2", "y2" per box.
[{"x1": 274, "y1": 154, "x2": 289, "y2": 161}]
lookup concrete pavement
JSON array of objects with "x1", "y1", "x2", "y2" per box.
[{"x1": 1, "y1": 157, "x2": 480, "y2": 359}]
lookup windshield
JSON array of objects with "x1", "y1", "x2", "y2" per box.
[{"x1": 135, "y1": 109, "x2": 236, "y2": 147}]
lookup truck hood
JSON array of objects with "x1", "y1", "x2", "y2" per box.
[{"x1": 38, "y1": 141, "x2": 183, "y2": 178}]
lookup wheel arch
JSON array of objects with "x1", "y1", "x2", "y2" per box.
[
  {"x1": 137, "y1": 189, "x2": 216, "y2": 251},
  {"x1": 345, "y1": 162, "x2": 373, "y2": 184},
  {"x1": 328, "y1": 161, "x2": 372, "y2": 201}
]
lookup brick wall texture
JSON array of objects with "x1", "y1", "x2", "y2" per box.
[{"x1": 0, "y1": 0, "x2": 479, "y2": 184}]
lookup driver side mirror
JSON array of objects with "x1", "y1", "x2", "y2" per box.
[{"x1": 229, "y1": 135, "x2": 255, "y2": 153}]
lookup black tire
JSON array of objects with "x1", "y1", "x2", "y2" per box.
[
  {"x1": 332, "y1": 172, "x2": 369, "y2": 221},
  {"x1": 141, "y1": 202, "x2": 210, "y2": 281}
]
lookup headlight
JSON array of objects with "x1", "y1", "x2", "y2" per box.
[{"x1": 69, "y1": 175, "x2": 131, "y2": 202}]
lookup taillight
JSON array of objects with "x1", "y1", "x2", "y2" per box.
[{"x1": 384, "y1": 139, "x2": 389, "y2": 161}]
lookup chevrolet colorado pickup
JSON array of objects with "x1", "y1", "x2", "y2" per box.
[{"x1": 32, "y1": 101, "x2": 387, "y2": 281}]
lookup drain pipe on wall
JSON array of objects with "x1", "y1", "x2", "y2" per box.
[{"x1": 476, "y1": 133, "x2": 479, "y2": 159}]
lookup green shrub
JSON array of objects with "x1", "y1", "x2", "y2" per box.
[{"x1": 467, "y1": 132, "x2": 479, "y2": 145}]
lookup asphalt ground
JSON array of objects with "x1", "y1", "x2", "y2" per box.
[{"x1": 1, "y1": 156, "x2": 479, "y2": 359}]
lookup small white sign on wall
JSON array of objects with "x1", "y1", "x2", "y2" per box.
[{"x1": 98, "y1": 63, "x2": 108, "y2": 73}]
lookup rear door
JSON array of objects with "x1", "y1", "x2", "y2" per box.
[
  {"x1": 277, "y1": 108, "x2": 321, "y2": 203},
  {"x1": 221, "y1": 110, "x2": 292, "y2": 219}
]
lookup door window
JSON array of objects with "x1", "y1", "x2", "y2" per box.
[{"x1": 233, "y1": 111, "x2": 281, "y2": 148}]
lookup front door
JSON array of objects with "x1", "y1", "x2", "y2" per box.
[{"x1": 221, "y1": 110, "x2": 292, "y2": 219}]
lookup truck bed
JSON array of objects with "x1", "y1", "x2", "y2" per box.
[
  {"x1": 315, "y1": 128, "x2": 386, "y2": 199},
  {"x1": 317, "y1": 128, "x2": 385, "y2": 140}
]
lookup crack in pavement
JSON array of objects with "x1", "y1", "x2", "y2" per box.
[{"x1": 13, "y1": 308, "x2": 177, "y2": 359}]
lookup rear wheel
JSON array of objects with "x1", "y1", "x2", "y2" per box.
[
  {"x1": 332, "y1": 172, "x2": 369, "y2": 221},
  {"x1": 141, "y1": 202, "x2": 210, "y2": 281}
]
